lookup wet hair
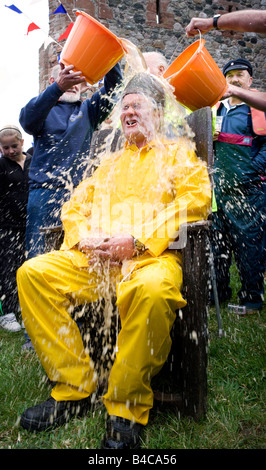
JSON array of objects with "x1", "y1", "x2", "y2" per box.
[
  {"x1": 0, "y1": 125, "x2": 23, "y2": 141},
  {"x1": 122, "y1": 72, "x2": 166, "y2": 109}
]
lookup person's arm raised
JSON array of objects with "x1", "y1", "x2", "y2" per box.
[{"x1": 186, "y1": 10, "x2": 266, "y2": 37}]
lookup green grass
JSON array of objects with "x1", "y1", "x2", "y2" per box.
[{"x1": 0, "y1": 266, "x2": 265, "y2": 449}]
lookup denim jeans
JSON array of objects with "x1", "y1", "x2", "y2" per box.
[
  {"x1": 26, "y1": 187, "x2": 70, "y2": 260},
  {"x1": 24, "y1": 187, "x2": 71, "y2": 343}
]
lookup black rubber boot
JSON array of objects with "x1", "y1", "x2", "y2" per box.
[
  {"x1": 101, "y1": 416, "x2": 142, "y2": 449},
  {"x1": 20, "y1": 396, "x2": 90, "y2": 432}
]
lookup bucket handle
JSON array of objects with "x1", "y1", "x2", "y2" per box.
[
  {"x1": 196, "y1": 29, "x2": 202, "y2": 54},
  {"x1": 165, "y1": 29, "x2": 202, "y2": 80}
]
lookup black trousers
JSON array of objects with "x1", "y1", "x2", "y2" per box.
[{"x1": 0, "y1": 227, "x2": 26, "y2": 314}]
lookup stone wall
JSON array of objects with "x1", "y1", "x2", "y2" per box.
[{"x1": 39, "y1": 0, "x2": 266, "y2": 92}]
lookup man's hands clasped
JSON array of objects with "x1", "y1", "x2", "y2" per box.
[{"x1": 78, "y1": 234, "x2": 136, "y2": 266}]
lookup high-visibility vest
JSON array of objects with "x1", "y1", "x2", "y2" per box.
[{"x1": 250, "y1": 107, "x2": 266, "y2": 135}]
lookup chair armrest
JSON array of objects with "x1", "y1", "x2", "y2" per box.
[
  {"x1": 182, "y1": 220, "x2": 211, "y2": 232},
  {"x1": 40, "y1": 225, "x2": 64, "y2": 252},
  {"x1": 40, "y1": 225, "x2": 63, "y2": 233},
  {"x1": 173, "y1": 220, "x2": 211, "y2": 250}
]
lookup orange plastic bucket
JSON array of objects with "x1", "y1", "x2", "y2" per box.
[
  {"x1": 60, "y1": 11, "x2": 125, "y2": 84},
  {"x1": 163, "y1": 39, "x2": 227, "y2": 111}
]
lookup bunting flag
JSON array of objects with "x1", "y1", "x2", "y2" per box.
[
  {"x1": 51, "y1": 4, "x2": 67, "y2": 15},
  {"x1": 4, "y1": 1, "x2": 73, "y2": 45},
  {"x1": 5, "y1": 4, "x2": 22, "y2": 14},
  {"x1": 27, "y1": 22, "x2": 41, "y2": 35},
  {"x1": 58, "y1": 22, "x2": 73, "y2": 41},
  {"x1": 5, "y1": 3, "x2": 41, "y2": 35},
  {"x1": 43, "y1": 36, "x2": 56, "y2": 49}
]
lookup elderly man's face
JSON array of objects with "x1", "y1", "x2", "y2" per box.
[
  {"x1": 61, "y1": 84, "x2": 81, "y2": 103},
  {"x1": 225, "y1": 69, "x2": 253, "y2": 90},
  {"x1": 120, "y1": 93, "x2": 160, "y2": 148}
]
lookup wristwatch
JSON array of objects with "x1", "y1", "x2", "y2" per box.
[
  {"x1": 133, "y1": 237, "x2": 147, "y2": 255},
  {"x1": 213, "y1": 14, "x2": 221, "y2": 29}
]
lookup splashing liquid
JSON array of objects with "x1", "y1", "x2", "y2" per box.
[{"x1": 74, "y1": 39, "x2": 197, "y2": 386}]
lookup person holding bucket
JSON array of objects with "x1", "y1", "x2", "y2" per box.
[
  {"x1": 211, "y1": 58, "x2": 266, "y2": 313},
  {"x1": 17, "y1": 73, "x2": 211, "y2": 448},
  {"x1": 185, "y1": 11, "x2": 266, "y2": 112},
  {"x1": 19, "y1": 61, "x2": 122, "y2": 262},
  {"x1": 185, "y1": 10, "x2": 266, "y2": 36}
]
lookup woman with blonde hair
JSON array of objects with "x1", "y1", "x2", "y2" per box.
[{"x1": 0, "y1": 125, "x2": 32, "y2": 332}]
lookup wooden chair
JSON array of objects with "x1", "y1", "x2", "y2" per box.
[
  {"x1": 180, "y1": 107, "x2": 213, "y2": 419},
  {"x1": 153, "y1": 107, "x2": 213, "y2": 420},
  {"x1": 42, "y1": 106, "x2": 213, "y2": 421}
]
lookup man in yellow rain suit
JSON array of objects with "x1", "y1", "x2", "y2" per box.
[{"x1": 17, "y1": 73, "x2": 211, "y2": 449}]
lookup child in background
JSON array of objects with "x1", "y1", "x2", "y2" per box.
[{"x1": 0, "y1": 125, "x2": 32, "y2": 332}]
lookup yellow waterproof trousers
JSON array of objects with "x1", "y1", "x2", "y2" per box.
[{"x1": 17, "y1": 249, "x2": 186, "y2": 425}]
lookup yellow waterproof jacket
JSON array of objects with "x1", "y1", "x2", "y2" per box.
[{"x1": 60, "y1": 139, "x2": 211, "y2": 258}]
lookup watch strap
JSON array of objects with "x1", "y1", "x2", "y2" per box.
[{"x1": 213, "y1": 14, "x2": 221, "y2": 29}]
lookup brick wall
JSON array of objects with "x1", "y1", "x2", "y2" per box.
[{"x1": 39, "y1": 0, "x2": 266, "y2": 92}]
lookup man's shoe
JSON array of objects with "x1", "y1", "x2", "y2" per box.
[
  {"x1": 20, "y1": 396, "x2": 90, "y2": 432},
  {"x1": 101, "y1": 416, "x2": 142, "y2": 449}
]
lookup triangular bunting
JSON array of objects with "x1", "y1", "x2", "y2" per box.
[
  {"x1": 27, "y1": 22, "x2": 41, "y2": 34},
  {"x1": 51, "y1": 4, "x2": 67, "y2": 15},
  {"x1": 43, "y1": 36, "x2": 56, "y2": 49},
  {"x1": 58, "y1": 22, "x2": 73, "y2": 41},
  {"x1": 5, "y1": 4, "x2": 22, "y2": 14}
]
